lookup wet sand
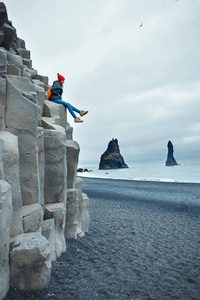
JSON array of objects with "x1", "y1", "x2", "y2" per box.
[{"x1": 5, "y1": 178, "x2": 200, "y2": 300}]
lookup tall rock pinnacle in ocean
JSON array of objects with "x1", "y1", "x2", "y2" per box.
[
  {"x1": 99, "y1": 139, "x2": 128, "y2": 169},
  {"x1": 165, "y1": 141, "x2": 178, "y2": 166}
]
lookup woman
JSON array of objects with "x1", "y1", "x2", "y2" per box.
[{"x1": 50, "y1": 73, "x2": 88, "y2": 123}]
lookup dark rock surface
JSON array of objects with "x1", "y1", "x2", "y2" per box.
[
  {"x1": 0, "y1": 3, "x2": 16, "y2": 50},
  {"x1": 99, "y1": 139, "x2": 128, "y2": 169},
  {"x1": 0, "y1": 2, "x2": 8, "y2": 27},
  {"x1": 165, "y1": 140, "x2": 178, "y2": 166},
  {"x1": 77, "y1": 168, "x2": 90, "y2": 173}
]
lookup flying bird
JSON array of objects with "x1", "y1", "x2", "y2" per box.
[{"x1": 139, "y1": 22, "x2": 143, "y2": 28}]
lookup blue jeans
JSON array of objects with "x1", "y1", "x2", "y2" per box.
[{"x1": 51, "y1": 99, "x2": 80, "y2": 119}]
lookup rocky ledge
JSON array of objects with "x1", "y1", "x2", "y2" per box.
[
  {"x1": 0, "y1": 3, "x2": 90, "y2": 299},
  {"x1": 99, "y1": 139, "x2": 128, "y2": 170}
]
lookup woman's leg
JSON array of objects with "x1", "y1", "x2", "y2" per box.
[
  {"x1": 69, "y1": 104, "x2": 81, "y2": 114},
  {"x1": 51, "y1": 99, "x2": 80, "y2": 119}
]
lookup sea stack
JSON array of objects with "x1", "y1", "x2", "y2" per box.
[
  {"x1": 99, "y1": 139, "x2": 128, "y2": 169},
  {"x1": 165, "y1": 141, "x2": 178, "y2": 166}
]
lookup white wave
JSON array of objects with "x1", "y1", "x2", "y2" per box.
[{"x1": 78, "y1": 162, "x2": 200, "y2": 183}]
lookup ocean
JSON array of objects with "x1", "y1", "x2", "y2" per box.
[{"x1": 78, "y1": 160, "x2": 200, "y2": 183}]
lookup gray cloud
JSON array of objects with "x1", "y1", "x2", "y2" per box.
[{"x1": 5, "y1": 0, "x2": 200, "y2": 166}]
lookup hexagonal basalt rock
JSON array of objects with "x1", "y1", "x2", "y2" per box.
[{"x1": 10, "y1": 232, "x2": 51, "y2": 291}]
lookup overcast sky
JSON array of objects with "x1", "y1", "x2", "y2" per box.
[{"x1": 4, "y1": 0, "x2": 200, "y2": 166}]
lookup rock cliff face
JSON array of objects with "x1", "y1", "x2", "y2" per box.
[
  {"x1": 165, "y1": 140, "x2": 178, "y2": 166},
  {"x1": 0, "y1": 3, "x2": 90, "y2": 299},
  {"x1": 99, "y1": 139, "x2": 128, "y2": 169}
]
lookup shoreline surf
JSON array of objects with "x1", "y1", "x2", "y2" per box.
[
  {"x1": 78, "y1": 161, "x2": 200, "y2": 184},
  {"x1": 79, "y1": 173, "x2": 200, "y2": 184}
]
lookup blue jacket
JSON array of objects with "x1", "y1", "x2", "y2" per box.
[{"x1": 50, "y1": 80, "x2": 63, "y2": 100}]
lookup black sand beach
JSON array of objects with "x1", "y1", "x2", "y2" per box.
[{"x1": 5, "y1": 178, "x2": 200, "y2": 300}]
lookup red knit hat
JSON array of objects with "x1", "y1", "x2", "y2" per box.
[{"x1": 57, "y1": 73, "x2": 65, "y2": 82}]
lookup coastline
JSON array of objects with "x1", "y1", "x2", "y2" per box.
[
  {"x1": 78, "y1": 160, "x2": 200, "y2": 184},
  {"x1": 78, "y1": 173, "x2": 200, "y2": 184},
  {"x1": 82, "y1": 177, "x2": 200, "y2": 214}
]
